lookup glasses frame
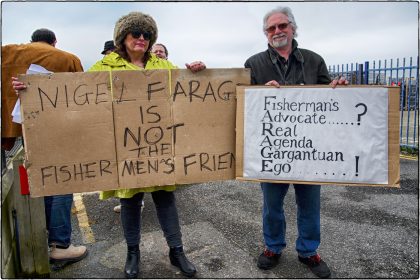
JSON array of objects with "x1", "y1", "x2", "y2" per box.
[
  {"x1": 130, "y1": 30, "x2": 152, "y2": 41},
  {"x1": 265, "y1": 22, "x2": 292, "y2": 33}
]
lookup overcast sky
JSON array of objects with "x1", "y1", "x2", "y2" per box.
[{"x1": 1, "y1": 1, "x2": 419, "y2": 71}]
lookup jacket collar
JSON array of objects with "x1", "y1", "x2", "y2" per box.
[
  {"x1": 100, "y1": 52, "x2": 162, "y2": 69},
  {"x1": 267, "y1": 39, "x2": 304, "y2": 64}
]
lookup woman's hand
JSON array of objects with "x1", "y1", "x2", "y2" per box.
[
  {"x1": 12, "y1": 77, "x2": 27, "y2": 95},
  {"x1": 185, "y1": 61, "x2": 206, "y2": 73}
]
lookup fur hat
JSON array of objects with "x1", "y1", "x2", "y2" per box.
[{"x1": 113, "y1": 12, "x2": 158, "y2": 51}]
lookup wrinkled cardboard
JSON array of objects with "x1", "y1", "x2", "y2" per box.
[
  {"x1": 171, "y1": 69, "x2": 250, "y2": 183},
  {"x1": 112, "y1": 70, "x2": 176, "y2": 188},
  {"x1": 20, "y1": 72, "x2": 118, "y2": 196},
  {"x1": 19, "y1": 69, "x2": 251, "y2": 196}
]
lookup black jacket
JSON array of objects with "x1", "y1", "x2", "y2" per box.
[{"x1": 244, "y1": 40, "x2": 331, "y2": 86}]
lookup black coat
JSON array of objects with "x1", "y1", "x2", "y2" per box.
[{"x1": 244, "y1": 40, "x2": 331, "y2": 86}]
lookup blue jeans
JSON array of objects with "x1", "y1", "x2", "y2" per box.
[
  {"x1": 261, "y1": 182, "x2": 320, "y2": 257},
  {"x1": 44, "y1": 194, "x2": 73, "y2": 247},
  {"x1": 120, "y1": 191, "x2": 182, "y2": 248}
]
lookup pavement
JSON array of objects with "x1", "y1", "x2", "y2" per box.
[{"x1": 51, "y1": 157, "x2": 419, "y2": 279}]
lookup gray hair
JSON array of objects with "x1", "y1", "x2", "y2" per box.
[{"x1": 263, "y1": 6, "x2": 298, "y2": 38}]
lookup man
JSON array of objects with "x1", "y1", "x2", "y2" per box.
[
  {"x1": 3, "y1": 28, "x2": 88, "y2": 270},
  {"x1": 152, "y1": 43, "x2": 168, "y2": 59},
  {"x1": 244, "y1": 7, "x2": 346, "y2": 278},
  {"x1": 101, "y1": 40, "x2": 116, "y2": 55}
]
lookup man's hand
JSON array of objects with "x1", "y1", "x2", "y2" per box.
[
  {"x1": 12, "y1": 77, "x2": 26, "y2": 95},
  {"x1": 330, "y1": 76, "x2": 349, "y2": 88},
  {"x1": 265, "y1": 80, "x2": 280, "y2": 87}
]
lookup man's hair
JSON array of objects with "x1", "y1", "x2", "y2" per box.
[
  {"x1": 263, "y1": 6, "x2": 298, "y2": 38},
  {"x1": 154, "y1": 43, "x2": 168, "y2": 58},
  {"x1": 31, "y1": 28, "x2": 56, "y2": 45}
]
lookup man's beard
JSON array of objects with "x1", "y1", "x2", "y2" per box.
[{"x1": 271, "y1": 35, "x2": 288, "y2": 48}]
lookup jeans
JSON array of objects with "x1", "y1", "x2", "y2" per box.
[
  {"x1": 44, "y1": 194, "x2": 73, "y2": 247},
  {"x1": 120, "y1": 190, "x2": 182, "y2": 248},
  {"x1": 261, "y1": 182, "x2": 320, "y2": 257}
]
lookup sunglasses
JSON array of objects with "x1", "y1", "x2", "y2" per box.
[
  {"x1": 265, "y1": 22, "x2": 291, "y2": 33},
  {"x1": 130, "y1": 30, "x2": 152, "y2": 40}
]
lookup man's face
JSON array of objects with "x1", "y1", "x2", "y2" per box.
[
  {"x1": 265, "y1": 13, "x2": 294, "y2": 49},
  {"x1": 152, "y1": 45, "x2": 167, "y2": 59}
]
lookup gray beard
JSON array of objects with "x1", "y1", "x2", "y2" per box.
[{"x1": 271, "y1": 37, "x2": 288, "y2": 48}]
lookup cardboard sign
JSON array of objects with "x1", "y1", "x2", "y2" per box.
[
  {"x1": 19, "y1": 69, "x2": 250, "y2": 196},
  {"x1": 20, "y1": 72, "x2": 119, "y2": 195},
  {"x1": 171, "y1": 69, "x2": 242, "y2": 184},
  {"x1": 236, "y1": 86, "x2": 400, "y2": 187},
  {"x1": 112, "y1": 70, "x2": 175, "y2": 188}
]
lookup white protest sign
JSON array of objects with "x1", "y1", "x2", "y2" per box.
[{"x1": 242, "y1": 87, "x2": 389, "y2": 184}]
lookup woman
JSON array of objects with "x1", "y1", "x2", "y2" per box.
[
  {"x1": 13, "y1": 12, "x2": 204, "y2": 279},
  {"x1": 88, "y1": 12, "x2": 204, "y2": 278}
]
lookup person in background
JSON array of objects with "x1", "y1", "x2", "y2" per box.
[
  {"x1": 152, "y1": 42, "x2": 205, "y2": 72},
  {"x1": 151, "y1": 43, "x2": 168, "y2": 59},
  {"x1": 244, "y1": 6, "x2": 347, "y2": 279},
  {"x1": 7, "y1": 28, "x2": 88, "y2": 270},
  {"x1": 88, "y1": 12, "x2": 205, "y2": 278},
  {"x1": 101, "y1": 40, "x2": 116, "y2": 55}
]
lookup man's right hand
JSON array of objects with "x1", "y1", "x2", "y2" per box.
[{"x1": 12, "y1": 77, "x2": 26, "y2": 95}]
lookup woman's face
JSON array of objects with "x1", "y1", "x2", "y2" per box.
[{"x1": 124, "y1": 30, "x2": 151, "y2": 55}]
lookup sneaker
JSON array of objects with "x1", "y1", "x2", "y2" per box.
[
  {"x1": 49, "y1": 244, "x2": 88, "y2": 271},
  {"x1": 113, "y1": 205, "x2": 121, "y2": 213},
  {"x1": 298, "y1": 254, "x2": 331, "y2": 278},
  {"x1": 257, "y1": 248, "x2": 281, "y2": 270}
]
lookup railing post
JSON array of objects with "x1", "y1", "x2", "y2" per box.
[
  {"x1": 357, "y1": 64, "x2": 364, "y2": 85},
  {"x1": 364, "y1": 61, "x2": 370, "y2": 84}
]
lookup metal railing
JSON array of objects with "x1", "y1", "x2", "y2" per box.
[{"x1": 329, "y1": 57, "x2": 419, "y2": 149}]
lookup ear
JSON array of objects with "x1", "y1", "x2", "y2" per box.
[{"x1": 52, "y1": 40, "x2": 57, "y2": 47}]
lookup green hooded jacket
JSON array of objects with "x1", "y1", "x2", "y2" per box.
[{"x1": 89, "y1": 52, "x2": 177, "y2": 199}]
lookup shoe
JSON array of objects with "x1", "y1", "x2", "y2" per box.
[
  {"x1": 257, "y1": 248, "x2": 281, "y2": 270},
  {"x1": 49, "y1": 244, "x2": 88, "y2": 271},
  {"x1": 124, "y1": 246, "x2": 140, "y2": 278},
  {"x1": 298, "y1": 254, "x2": 331, "y2": 278},
  {"x1": 113, "y1": 205, "x2": 121, "y2": 213},
  {"x1": 169, "y1": 246, "x2": 196, "y2": 277}
]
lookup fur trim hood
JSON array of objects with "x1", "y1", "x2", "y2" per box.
[{"x1": 113, "y1": 12, "x2": 158, "y2": 51}]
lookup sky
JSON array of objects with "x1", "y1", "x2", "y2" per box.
[{"x1": 1, "y1": 1, "x2": 419, "y2": 71}]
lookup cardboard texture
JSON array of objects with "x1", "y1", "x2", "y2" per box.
[
  {"x1": 20, "y1": 72, "x2": 119, "y2": 196},
  {"x1": 19, "y1": 69, "x2": 251, "y2": 196},
  {"x1": 235, "y1": 85, "x2": 400, "y2": 188},
  {"x1": 171, "y1": 69, "x2": 250, "y2": 183},
  {"x1": 112, "y1": 70, "x2": 175, "y2": 188}
]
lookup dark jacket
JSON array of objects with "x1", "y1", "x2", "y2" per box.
[{"x1": 244, "y1": 39, "x2": 331, "y2": 86}]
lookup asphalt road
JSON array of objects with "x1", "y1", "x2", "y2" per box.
[{"x1": 51, "y1": 158, "x2": 419, "y2": 279}]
